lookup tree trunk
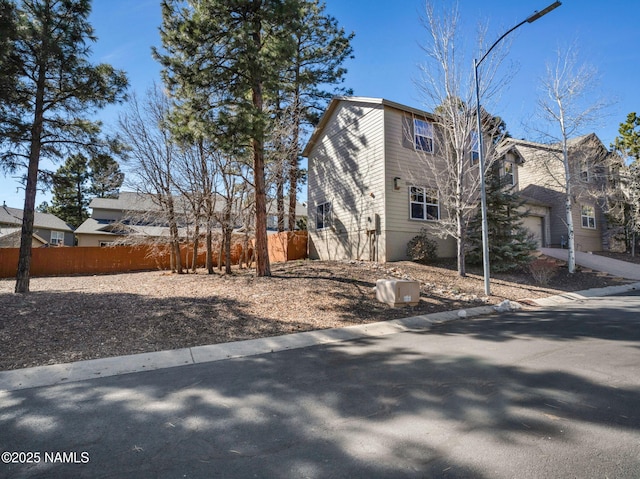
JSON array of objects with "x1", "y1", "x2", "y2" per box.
[
  {"x1": 191, "y1": 223, "x2": 200, "y2": 272},
  {"x1": 15, "y1": 142, "x2": 40, "y2": 293},
  {"x1": 218, "y1": 234, "x2": 224, "y2": 272},
  {"x1": 15, "y1": 60, "x2": 47, "y2": 293},
  {"x1": 224, "y1": 226, "x2": 232, "y2": 275},
  {"x1": 456, "y1": 211, "x2": 466, "y2": 277},
  {"x1": 562, "y1": 139, "x2": 576, "y2": 273},
  {"x1": 276, "y1": 173, "x2": 285, "y2": 232},
  {"x1": 288, "y1": 90, "x2": 301, "y2": 232},
  {"x1": 251, "y1": 18, "x2": 270, "y2": 277},
  {"x1": 206, "y1": 228, "x2": 213, "y2": 274}
]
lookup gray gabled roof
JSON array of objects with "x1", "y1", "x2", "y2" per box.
[
  {"x1": 302, "y1": 96, "x2": 436, "y2": 157},
  {"x1": 0, "y1": 205, "x2": 74, "y2": 232},
  {"x1": 89, "y1": 191, "x2": 165, "y2": 212}
]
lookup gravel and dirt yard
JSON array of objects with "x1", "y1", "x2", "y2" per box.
[{"x1": 0, "y1": 258, "x2": 632, "y2": 371}]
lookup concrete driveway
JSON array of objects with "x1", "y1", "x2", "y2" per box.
[
  {"x1": 1, "y1": 290, "x2": 639, "y2": 478},
  {"x1": 540, "y1": 247, "x2": 640, "y2": 280}
]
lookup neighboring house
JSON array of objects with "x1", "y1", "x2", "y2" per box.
[
  {"x1": 75, "y1": 192, "x2": 185, "y2": 247},
  {"x1": 0, "y1": 203, "x2": 74, "y2": 247},
  {"x1": 503, "y1": 134, "x2": 619, "y2": 252},
  {"x1": 303, "y1": 96, "x2": 458, "y2": 262},
  {"x1": 75, "y1": 191, "x2": 308, "y2": 246},
  {"x1": 303, "y1": 96, "x2": 618, "y2": 263}
]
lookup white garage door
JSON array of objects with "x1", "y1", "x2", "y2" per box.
[{"x1": 522, "y1": 215, "x2": 543, "y2": 248}]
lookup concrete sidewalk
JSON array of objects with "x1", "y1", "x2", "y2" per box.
[{"x1": 540, "y1": 247, "x2": 640, "y2": 280}]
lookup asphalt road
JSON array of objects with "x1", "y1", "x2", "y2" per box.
[{"x1": 1, "y1": 290, "x2": 639, "y2": 478}]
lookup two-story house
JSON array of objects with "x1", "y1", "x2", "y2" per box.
[
  {"x1": 75, "y1": 192, "x2": 187, "y2": 246},
  {"x1": 303, "y1": 96, "x2": 461, "y2": 262},
  {"x1": 503, "y1": 134, "x2": 619, "y2": 252},
  {"x1": 75, "y1": 191, "x2": 308, "y2": 246},
  {"x1": 0, "y1": 203, "x2": 74, "y2": 248},
  {"x1": 304, "y1": 96, "x2": 616, "y2": 263}
]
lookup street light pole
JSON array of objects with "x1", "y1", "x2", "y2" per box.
[{"x1": 474, "y1": 1, "x2": 561, "y2": 296}]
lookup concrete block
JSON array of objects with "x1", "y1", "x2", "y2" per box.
[{"x1": 376, "y1": 279, "x2": 420, "y2": 307}]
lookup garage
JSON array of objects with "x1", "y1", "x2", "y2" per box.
[{"x1": 522, "y1": 215, "x2": 544, "y2": 248}]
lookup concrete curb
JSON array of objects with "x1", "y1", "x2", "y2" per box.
[
  {"x1": 2, "y1": 281, "x2": 638, "y2": 393},
  {"x1": 0, "y1": 305, "x2": 495, "y2": 393}
]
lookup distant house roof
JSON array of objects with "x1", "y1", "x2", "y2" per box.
[
  {"x1": 503, "y1": 133, "x2": 606, "y2": 157},
  {"x1": 89, "y1": 191, "x2": 165, "y2": 212},
  {"x1": 91, "y1": 191, "x2": 307, "y2": 217},
  {"x1": 0, "y1": 204, "x2": 74, "y2": 232}
]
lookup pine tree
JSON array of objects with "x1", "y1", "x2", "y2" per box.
[
  {"x1": 50, "y1": 154, "x2": 90, "y2": 228},
  {"x1": 0, "y1": 0, "x2": 128, "y2": 293},
  {"x1": 155, "y1": 0, "x2": 303, "y2": 277},
  {"x1": 279, "y1": 0, "x2": 354, "y2": 231},
  {"x1": 467, "y1": 163, "x2": 537, "y2": 272},
  {"x1": 612, "y1": 112, "x2": 640, "y2": 253},
  {"x1": 89, "y1": 154, "x2": 124, "y2": 198}
]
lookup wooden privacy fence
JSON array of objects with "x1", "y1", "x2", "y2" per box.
[{"x1": 0, "y1": 231, "x2": 307, "y2": 278}]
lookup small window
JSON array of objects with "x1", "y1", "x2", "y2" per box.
[
  {"x1": 410, "y1": 186, "x2": 439, "y2": 221},
  {"x1": 414, "y1": 118, "x2": 434, "y2": 153},
  {"x1": 316, "y1": 202, "x2": 332, "y2": 230},
  {"x1": 50, "y1": 231, "x2": 64, "y2": 246},
  {"x1": 470, "y1": 131, "x2": 480, "y2": 165},
  {"x1": 503, "y1": 161, "x2": 515, "y2": 186},
  {"x1": 579, "y1": 161, "x2": 590, "y2": 182},
  {"x1": 99, "y1": 241, "x2": 114, "y2": 247},
  {"x1": 581, "y1": 205, "x2": 596, "y2": 229}
]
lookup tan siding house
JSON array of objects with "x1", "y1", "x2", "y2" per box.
[
  {"x1": 0, "y1": 204, "x2": 74, "y2": 247},
  {"x1": 304, "y1": 97, "x2": 457, "y2": 262},
  {"x1": 504, "y1": 134, "x2": 615, "y2": 252}
]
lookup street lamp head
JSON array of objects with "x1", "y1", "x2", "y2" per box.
[{"x1": 526, "y1": 1, "x2": 562, "y2": 23}]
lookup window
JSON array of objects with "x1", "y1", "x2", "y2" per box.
[
  {"x1": 470, "y1": 131, "x2": 480, "y2": 164},
  {"x1": 503, "y1": 161, "x2": 515, "y2": 186},
  {"x1": 581, "y1": 205, "x2": 596, "y2": 229},
  {"x1": 410, "y1": 186, "x2": 439, "y2": 221},
  {"x1": 316, "y1": 202, "x2": 331, "y2": 230},
  {"x1": 414, "y1": 118, "x2": 434, "y2": 153},
  {"x1": 579, "y1": 161, "x2": 590, "y2": 182},
  {"x1": 50, "y1": 231, "x2": 64, "y2": 246}
]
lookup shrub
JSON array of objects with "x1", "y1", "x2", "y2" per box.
[
  {"x1": 529, "y1": 258, "x2": 559, "y2": 285},
  {"x1": 407, "y1": 228, "x2": 439, "y2": 264}
]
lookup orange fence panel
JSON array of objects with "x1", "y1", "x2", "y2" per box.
[{"x1": 0, "y1": 231, "x2": 307, "y2": 279}]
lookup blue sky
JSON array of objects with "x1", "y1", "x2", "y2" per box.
[{"x1": 2, "y1": 0, "x2": 638, "y2": 209}]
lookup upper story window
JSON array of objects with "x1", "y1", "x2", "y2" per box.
[
  {"x1": 414, "y1": 119, "x2": 434, "y2": 153},
  {"x1": 581, "y1": 205, "x2": 596, "y2": 229},
  {"x1": 470, "y1": 131, "x2": 480, "y2": 165},
  {"x1": 502, "y1": 161, "x2": 515, "y2": 186},
  {"x1": 410, "y1": 186, "x2": 439, "y2": 221},
  {"x1": 50, "y1": 230, "x2": 64, "y2": 246},
  {"x1": 316, "y1": 202, "x2": 332, "y2": 230},
  {"x1": 579, "y1": 161, "x2": 590, "y2": 182}
]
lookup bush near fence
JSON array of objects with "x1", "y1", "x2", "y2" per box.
[{"x1": 0, "y1": 231, "x2": 307, "y2": 278}]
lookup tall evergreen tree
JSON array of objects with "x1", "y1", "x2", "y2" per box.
[
  {"x1": 0, "y1": 0, "x2": 128, "y2": 293},
  {"x1": 50, "y1": 153, "x2": 90, "y2": 228},
  {"x1": 155, "y1": 0, "x2": 303, "y2": 277},
  {"x1": 467, "y1": 162, "x2": 537, "y2": 272},
  {"x1": 0, "y1": 0, "x2": 19, "y2": 113},
  {"x1": 279, "y1": 0, "x2": 354, "y2": 231},
  {"x1": 89, "y1": 154, "x2": 124, "y2": 198},
  {"x1": 612, "y1": 112, "x2": 640, "y2": 254}
]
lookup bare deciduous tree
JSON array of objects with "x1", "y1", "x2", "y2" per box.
[
  {"x1": 412, "y1": 1, "x2": 510, "y2": 276},
  {"x1": 118, "y1": 87, "x2": 184, "y2": 273},
  {"x1": 533, "y1": 45, "x2": 610, "y2": 272}
]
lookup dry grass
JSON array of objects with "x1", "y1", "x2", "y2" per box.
[{"x1": 0, "y1": 258, "x2": 629, "y2": 371}]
